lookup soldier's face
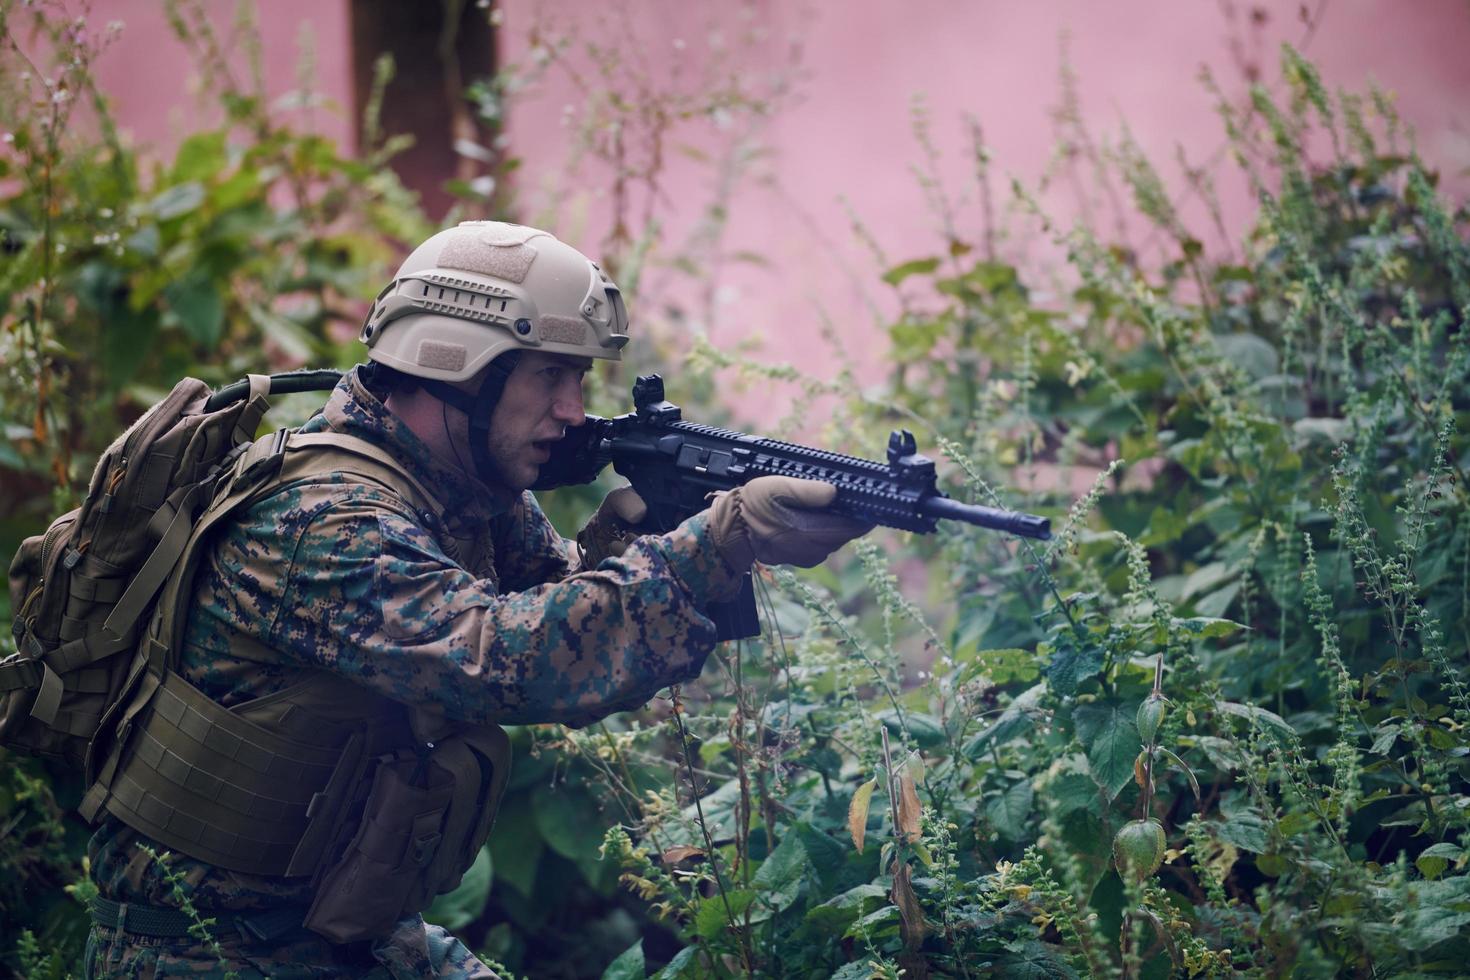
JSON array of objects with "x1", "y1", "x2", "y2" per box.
[{"x1": 486, "y1": 351, "x2": 591, "y2": 490}]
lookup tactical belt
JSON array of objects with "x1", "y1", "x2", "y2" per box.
[{"x1": 90, "y1": 896, "x2": 309, "y2": 943}]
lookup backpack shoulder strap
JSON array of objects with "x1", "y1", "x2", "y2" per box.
[
  {"x1": 79, "y1": 425, "x2": 453, "y2": 821},
  {"x1": 282, "y1": 431, "x2": 449, "y2": 522}
]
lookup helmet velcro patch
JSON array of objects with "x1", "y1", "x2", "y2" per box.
[
  {"x1": 538, "y1": 316, "x2": 588, "y2": 345},
  {"x1": 439, "y1": 232, "x2": 536, "y2": 283},
  {"x1": 415, "y1": 341, "x2": 469, "y2": 373}
]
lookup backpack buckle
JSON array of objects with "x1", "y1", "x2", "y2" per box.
[
  {"x1": 238, "y1": 428, "x2": 291, "y2": 487},
  {"x1": 204, "y1": 442, "x2": 251, "y2": 484},
  {"x1": 411, "y1": 830, "x2": 442, "y2": 868}
]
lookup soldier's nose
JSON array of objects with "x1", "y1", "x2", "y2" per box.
[{"x1": 552, "y1": 385, "x2": 585, "y2": 426}]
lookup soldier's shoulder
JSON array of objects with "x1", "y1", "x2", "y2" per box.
[{"x1": 244, "y1": 473, "x2": 428, "y2": 529}]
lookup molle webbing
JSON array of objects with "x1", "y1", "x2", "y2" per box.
[
  {"x1": 92, "y1": 427, "x2": 460, "y2": 879},
  {"x1": 102, "y1": 670, "x2": 360, "y2": 876}
]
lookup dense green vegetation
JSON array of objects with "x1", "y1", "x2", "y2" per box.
[{"x1": 3, "y1": 3, "x2": 1468, "y2": 977}]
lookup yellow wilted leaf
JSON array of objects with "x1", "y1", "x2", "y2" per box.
[
  {"x1": 897, "y1": 773, "x2": 923, "y2": 843},
  {"x1": 1134, "y1": 750, "x2": 1149, "y2": 790},
  {"x1": 848, "y1": 778, "x2": 879, "y2": 854}
]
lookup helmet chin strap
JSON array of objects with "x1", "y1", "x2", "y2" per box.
[{"x1": 422, "y1": 352, "x2": 521, "y2": 489}]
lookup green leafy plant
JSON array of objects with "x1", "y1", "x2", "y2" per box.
[{"x1": 4, "y1": 3, "x2": 1469, "y2": 976}]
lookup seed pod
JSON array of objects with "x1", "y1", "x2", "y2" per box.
[
  {"x1": 1136, "y1": 694, "x2": 1166, "y2": 745},
  {"x1": 1113, "y1": 818, "x2": 1167, "y2": 882}
]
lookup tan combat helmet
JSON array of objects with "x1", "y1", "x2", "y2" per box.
[
  {"x1": 360, "y1": 221, "x2": 628, "y2": 490},
  {"x1": 361, "y1": 220, "x2": 629, "y2": 382}
]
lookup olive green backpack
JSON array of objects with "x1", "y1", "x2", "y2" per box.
[{"x1": 1, "y1": 370, "x2": 338, "y2": 773}]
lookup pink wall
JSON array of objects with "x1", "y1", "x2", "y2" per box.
[
  {"x1": 83, "y1": 1, "x2": 1470, "y2": 419},
  {"x1": 495, "y1": 0, "x2": 1470, "y2": 408},
  {"x1": 89, "y1": 0, "x2": 354, "y2": 160}
]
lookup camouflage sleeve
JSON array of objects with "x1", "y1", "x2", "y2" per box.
[
  {"x1": 491, "y1": 490, "x2": 579, "y2": 592},
  {"x1": 265, "y1": 485, "x2": 743, "y2": 727}
]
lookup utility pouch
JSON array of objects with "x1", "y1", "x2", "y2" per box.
[
  {"x1": 303, "y1": 721, "x2": 508, "y2": 945},
  {"x1": 305, "y1": 753, "x2": 454, "y2": 943}
]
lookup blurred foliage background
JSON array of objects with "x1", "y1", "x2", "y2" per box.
[{"x1": 3, "y1": 2, "x2": 1469, "y2": 978}]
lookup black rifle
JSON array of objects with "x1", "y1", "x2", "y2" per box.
[{"x1": 534, "y1": 374, "x2": 1050, "y2": 640}]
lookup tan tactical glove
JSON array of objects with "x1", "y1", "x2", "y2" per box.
[
  {"x1": 576, "y1": 486, "x2": 648, "y2": 567},
  {"x1": 707, "y1": 476, "x2": 873, "y2": 570}
]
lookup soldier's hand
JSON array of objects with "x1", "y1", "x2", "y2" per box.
[
  {"x1": 708, "y1": 476, "x2": 873, "y2": 570},
  {"x1": 577, "y1": 486, "x2": 648, "y2": 567}
]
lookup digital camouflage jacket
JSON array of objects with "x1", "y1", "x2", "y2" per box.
[{"x1": 86, "y1": 367, "x2": 742, "y2": 979}]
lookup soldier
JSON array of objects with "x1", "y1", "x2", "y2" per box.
[{"x1": 82, "y1": 222, "x2": 870, "y2": 978}]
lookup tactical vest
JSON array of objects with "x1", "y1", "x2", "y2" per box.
[{"x1": 80, "y1": 429, "x2": 512, "y2": 945}]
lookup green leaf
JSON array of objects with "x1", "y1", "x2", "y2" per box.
[
  {"x1": 1293, "y1": 416, "x2": 1350, "y2": 445},
  {"x1": 1193, "y1": 736, "x2": 1245, "y2": 772},
  {"x1": 1075, "y1": 701, "x2": 1142, "y2": 800},
  {"x1": 212, "y1": 168, "x2": 262, "y2": 212},
  {"x1": 531, "y1": 784, "x2": 605, "y2": 867},
  {"x1": 171, "y1": 131, "x2": 228, "y2": 184},
  {"x1": 962, "y1": 260, "x2": 1022, "y2": 293},
  {"x1": 996, "y1": 939, "x2": 1079, "y2": 978},
  {"x1": 889, "y1": 317, "x2": 948, "y2": 359},
  {"x1": 805, "y1": 883, "x2": 888, "y2": 934},
  {"x1": 964, "y1": 682, "x2": 1045, "y2": 759},
  {"x1": 680, "y1": 777, "x2": 741, "y2": 842},
  {"x1": 752, "y1": 834, "x2": 808, "y2": 910},
  {"x1": 694, "y1": 889, "x2": 756, "y2": 939},
  {"x1": 986, "y1": 778, "x2": 1034, "y2": 840},
  {"x1": 148, "y1": 182, "x2": 206, "y2": 220},
  {"x1": 1212, "y1": 814, "x2": 1270, "y2": 853},
  {"x1": 760, "y1": 699, "x2": 822, "y2": 727},
  {"x1": 960, "y1": 646, "x2": 1040, "y2": 685},
  {"x1": 1164, "y1": 437, "x2": 1211, "y2": 479},
  {"x1": 1215, "y1": 700, "x2": 1296, "y2": 741},
  {"x1": 249, "y1": 305, "x2": 319, "y2": 361},
  {"x1": 844, "y1": 905, "x2": 900, "y2": 940},
  {"x1": 422, "y1": 845, "x2": 492, "y2": 930},
  {"x1": 794, "y1": 823, "x2": 849, "y2": 891},
  {"x1": 600, "y1": 939, "x2": 645, "y2": 980},
  {"x1": 1416, "y1": 843, "x2": 1465, "y2": 880},
  {"x1": 486, "y1": 798, "x2": 543, "y2": 898},
  {"x1": 1400, "y1": 877, "x2": 1470, "y2": 951},
  {"x1": 1212, "y1": 332, "x2": 1279, "y2": 380},
  {"x1": 1051, "y1": 772, "x2": 1102, "y2": 816},
  {"x1": 1174, "y1": 616, "x2": 1244, "y2": 639},
  {"x1": 164, "y1": 273, "x2": 225, "y2": 347},
  {"x1": 698, "y1": 734, "x2": 730, "y2": 766},
  {"x1": 1192, "y1": 582, "x2": 1242, "y2": 619},
  {"x1": 877, "y1": 710, "x2": 947, "y2": 748},
  {"x1": 881, "y1": 257, "x2": 941, "y2": 285},
  {"x1": 126, "y1": 224, "x2": 162, "y2": 259},
  {"x1": 1045, "y1": 633, "x2": 1104, "y2": 696},
  {"x1": 830, "y1": 960, "x2": 880, "y2": 980},
  {"x1": 1157, "y1": 746, "x2": 1200, "y2": 802},
  {"x1": 653, "y1": 946, "x2": 697, "y2": 979},
  {"x1": 94, "y1": 290, "x2": 160, "y2": 390},
  {"x1": 1180, "y1": 561, "x2": 1234, "y2": 600}
]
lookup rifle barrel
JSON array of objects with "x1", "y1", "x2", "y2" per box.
[{"x1": 919, "y1": 495, "x2": 1052, "y2": 540}]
